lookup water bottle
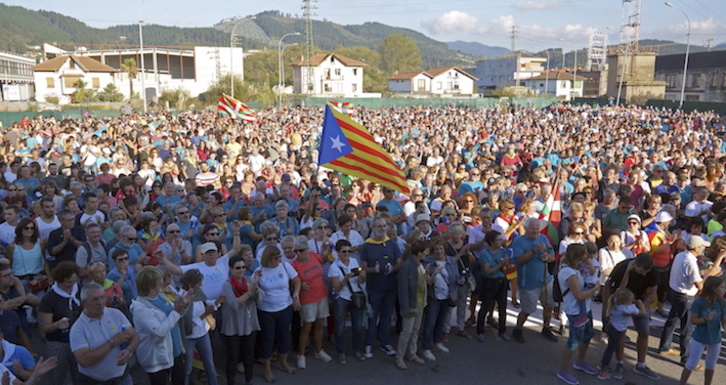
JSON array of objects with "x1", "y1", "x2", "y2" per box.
[
  {"x1": 59, "y1": 317, "x2": 70, "y2": 342},
  {"x1": 119, "y1": 327, "x2": 129, "y2": 350}
]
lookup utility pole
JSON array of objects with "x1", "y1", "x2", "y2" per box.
[
  {"x1": 302, "y1": 0, "x2": 317, "y2": 95},
  {"x1": 705, "y1": 38, "x2": 714, "y2": 51}
]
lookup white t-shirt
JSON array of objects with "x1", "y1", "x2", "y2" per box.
[
  {"x1": 328, "y1": 258, "x2": 362, "y2": 301},
  {"x1": 79, "y1": 210, "x2": 107, "y2": 226},
  {"x1": 35, "y1": 216, "x2": 60, "y2": 241},
  {"x1": 0, "y1": 222, "x2": 17, "y2": 246},
  {"x1": 256, "y1": 262, "x2": 298, "y2": 312},
  {"x1": 329, "y1": 230, "x2": 365, "y2": 262},
  {"x1": 558, "y1": 265, "x2": 590, "y2": 316},
  {"x1": 610, "y1": 303, "x2": 640, "y2": 332},
  {"x1": 180, "y1": 253, "x2": 230, "y2": 301},
  {"x1": 669, "y1": 250, "x2": 702, "y2": 296}
]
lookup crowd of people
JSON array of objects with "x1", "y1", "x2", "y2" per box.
[{"x1": 0, "y1": 102, "x2": 724, "y2": 385}]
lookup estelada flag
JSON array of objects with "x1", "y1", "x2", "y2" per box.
[
  {"x1": 218, "y1": 94, "x2": 256, "y2": 122},
  {"x1": 318, "y1": 103, "x2": 410, "y2": 195},
  {"x1": 329, "y1": 100, "x2": 355, "y2": 115}
]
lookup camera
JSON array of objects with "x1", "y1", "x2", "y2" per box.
[{"x1": 351, "y1": 267, "x2": 362, "y2": 275}]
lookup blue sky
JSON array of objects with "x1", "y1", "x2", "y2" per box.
[{"x1": 6, "y1": 0, "x2": 726, "y2": 50}]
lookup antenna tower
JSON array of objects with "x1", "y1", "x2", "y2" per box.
[{"x1": 302, "y1": 0, "x2": 317, "y2": 94}]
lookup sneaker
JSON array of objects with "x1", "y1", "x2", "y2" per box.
[
  {"x1": 433, "y1": 343, "x2": 449, "y2": 353},
  {"x1": 421, "y1": 349, "x2": 436, "y2": 362},
  {"x1": 296, "y1": 355, "x2": 306, "y2": 370},
  {"x1": 497, "y1": 332, "x2": 511, "y2": 342},
  {"x1": 406, "y1": 354, "x2": 425, "y2": 364},
  {"x1": 513, "y1": 328, "x2": 525, "y2": 343},
  {"x1": 338, "y1": 354, "x2": 346, "y2": 365},
  {"x1": 596, "y1": 370, "x2": 611, "y2": 380},
  {"x1": 542, "y1": 328, "x2": 558, "y2": 342},
  {"x1": 395, "y1": 359, "x2": 407, "y2": 370},
  {"x1": 659, "y1": 348, "x2": 680, "y2": 356},
  {"x1": 380, "y1": 344, "x2": 396, "y2": 356},
  {"x1": 557, "y1": 370, "x2": 580, "y2": 385},
  {"x1": 681, "y1": 360, "x2": 703, "y2": 372},
  {"x1": 633, "y1": 365, "x2": 660, "y2": 380},
  {"x1": 314, "y1": 349, "x2": 332, "y2": 362},
  {"x1": 573, "y1": 362, "x2": 598, "y2": 375},
  {"x1": 236, "y1": 363, "x2": 245, "y2": 374},
  {"x1": 612, "y1": 363, "x2": 624, "y2": 380},
  {"x1": 573, "y1": 315, "x2": 589, "y2": 328},
  {"x1": 363, "y1": 345, "x2": 373, "y2": 359},
  {"x1": 354, "y1": 351, "x2": 366, "y2": 361},
  {"x1": 477, "y1": 333, "x2": 486, "y2": 343}
]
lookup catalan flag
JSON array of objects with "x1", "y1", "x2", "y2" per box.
[
  {"x1": 329, "y1": 100, "x2": 355, "y2": 115},
  {"x1": 218, "y1": 94, "x2": 256, "y2": 122},
  {"x1": 319, "y1": 103, "x2": 410, "y2": 195}
]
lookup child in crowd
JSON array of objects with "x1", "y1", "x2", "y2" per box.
[
  {"x1": 572, "y1": 242, "x2": 601, "y2": 328},
  {"x1": 597, "y1": 288, "x2": 645, "y2": 380}
]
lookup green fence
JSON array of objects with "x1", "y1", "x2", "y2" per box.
[
  {"x1": 0, "y1": 109, "x2": 123, "y2": 127},
  {"x1": 572, "y1": 97, "x2": 726, "y2": 115},
  {"x1": 288, "y1": 96, "x2": 560, "y2": 110}
]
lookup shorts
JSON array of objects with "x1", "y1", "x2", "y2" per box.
[
  {"x1": 632, "y1": 313, "x2": 649, "y2": 334},
  {"x1": 565, "y1": 312, "x2": 593, "y2": 351},
  {"x1": 300, "y1": 297, "x2": 330, "y2": 323},
  {"x1": 519, "y1": 280, "x2": 556, "y2": 314}
]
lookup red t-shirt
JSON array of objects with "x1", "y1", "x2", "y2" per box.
[{"x1": 291, "y1": 251, "x2": 327, "y2": 305}]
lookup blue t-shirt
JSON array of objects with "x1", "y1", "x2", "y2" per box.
[
  {"x1": 690, "y1": 297, "x2": 726, "y2": 345},
  {"x1": 459, "y1": 180, "x2": 483, "y2": 196},
  {"x1": 1, "y1": 343, "x2": 35, "y2": 379},
  {"x1": 511, "y1": 234, "x2": 554, "y2": 290},
  {"x1": 479, "y1": 247, "x2": 507, "y2": 279},
  {"x1": 376, "y1": 199, "x2": 404, "y2": 234},
  {"x1": 360, "y1": 238, "x2": 401, "y2": 292}
]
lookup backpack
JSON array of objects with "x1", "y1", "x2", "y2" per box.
[
  {"x1": 82, "y1": 240, "x2": 110, "y2": 267},
  {"x1": 552, "y1": 266, "x2": 571, "y2": 303}
]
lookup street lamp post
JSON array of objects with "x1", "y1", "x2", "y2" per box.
[
  {"x1": 277, "y1": 32, "x2": 300, "y2": 110},
  {"x1": 535, "y1": 47, "x2": 551, "y2": 96},
  {"x1": 138, "y1": 0, "x2": 146, "y2": 113},
  {"x1": 665, "y1": 2, "x2": 691, "y2": 109},
  {"x1": 559, "y1": 38, "x2": 578, "y2": 100}
]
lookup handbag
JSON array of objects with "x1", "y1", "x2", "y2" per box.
[
  {"x1": 28, "y1": 275, "x2": 50, "y2": 293},
  {"x1": 458, "y1": 257, "x2": 476, "y2": 292},
  {"x1": 339, "y1": 265, "x2": 366, "y2": 310}
]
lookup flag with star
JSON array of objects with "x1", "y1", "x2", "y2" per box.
[
  {"x1": 218, "y1": 94, "x2": 256, "y2": 122},
  {"x1": 319, "y1": 103, "x2": 410, "y2": 195}
]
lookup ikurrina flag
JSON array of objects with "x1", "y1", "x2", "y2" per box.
[
  {"x1": 318, "y1": 103, "x2": 410, "y2": 195},
  {"x1": 218, "y1": 94, "x2": 256, "y2": 122},
  {"x1": 329, "y1": 100, "x2": 355, "y2": 115},
  {"x1": 538, "y1": 177, "x2": 561, "y2": 247}
]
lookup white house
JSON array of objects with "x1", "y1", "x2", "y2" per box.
[
  {"x1": 290, "y1": 53, "x2": 365, "y2": 96},
  {"x1": 0, "y1": 50, "x2": 35, "y2": 101},
  {"x1": 387, "y1": 67, "x2": 477, "y2": 95},
  {"x1": 388, "y1": 71, "x2": 433, "y2": 94},
  {"x1": 473, "y1": 54, "x2": 547, "y2": 93},
  {"x1": 520, "y1": 70, "x2": 586, "y2": 100},
  {"x1": 426, "y1": 67, "x2": 477, "y2": 95},
  {"x1": 29, "y1": 55, "x2": 118, "y2": 104}
]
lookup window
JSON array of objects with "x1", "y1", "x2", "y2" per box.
[
  {"x1": 92, "y1": 77, "x2": 100, "y2": 88},
  {"x1": 691, "y1": 73, "x2": 702, "y2": 88},
  {"x1": 64, "y1": 76, "x2": 81, "y2": 88},
  {"x1": 686, "y1": 95, "x2": 699, "y2": 101},
  {"x1": 562, "y1": 81, "x2": 568, "y2": 88},
  {"x1": 46, "y1": 77, "x2": 55, "y2": 88},
  {"x1": 68, "y1": 60, "x2": 76, "y2": 69},
  {"x1": 711, "y1": 73, "x2": 721, "y2": 88},
  {"x1": 324, "y1": 84, "x2": 332, "y2": 93},
  {"x1": 325, "y1": 69, "x2": 331, "y2": 80},
  {"x1": 417, "y1": 79, "x2": 426, "y2": 90},
  {"x1": 334, "y1": 68, "x2": 341, "y2": 76},
  {"x1": 353, "y1": 69, "x2": 357, "y2": 76},
  {"x1": 665, "y1": 74, "x2": 677, "y2": 88},
  {"x1": 436, "y1": 81, "x2": 442, "y2": 90},
  {"x1": 352, "y1": 83, "x2": 357, "y2": 92},
  {"x1": 453, "y1": 83, "x2": 460, "y2": 91}
]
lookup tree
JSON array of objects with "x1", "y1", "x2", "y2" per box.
[
  {"x1": 71, "y1": 79, "x2": 96, "y2": 103},
  {"x1": 205, "y1": 73, "x2": 275, "y2": 107},
  {"x1": 158, "y1": 87, "x2": 193, "y2": 110},
  {"x1": 98, "y1": 83, "x2": 124, "y2": 102},
  {"x1": 378, "y1": 34, "x2": 422, "y2": 74},
  {"x1": 120, "y1": 58, "x2": 138, "y2": 98}
]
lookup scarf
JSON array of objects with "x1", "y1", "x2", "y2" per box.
[
  {"x1": 1, "y1": 339, "x2": 16, "y2": 366},
  {"x1": 51, "y1": 282, "x2": 80, "y2": 310},
  {"x1": 230, "y1": 276, "x2": 249, "y2": 298}
]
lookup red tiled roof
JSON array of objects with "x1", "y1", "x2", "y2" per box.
[{"x1": 29, "y1": 55, "x2": 118, "y2": 73}]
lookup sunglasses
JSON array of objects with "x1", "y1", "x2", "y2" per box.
[
  {"x1": 126, "y1": 237, "x2": 137, "y2": 241},
  {"x1": 115, "y1": 257, "x2": 129, "y2": 262},
  {"x1": 266, "y1": 237, "x2": 278, "y2": 241},
  {"x1": 233, "y1": 266, "x2": 246, "y2": 270},
  {"x1": 177, "y1": 211, "x2": 189, "y2": 215},
  {"x1": 574, "y1": 232, "x2": 585, "y2": 235},
  {"x1": 293, "y1": 249, "x2": 306, "y2": 253},
  {"x1": 24, "y1": 226, "x2": 35, "y2": 230},
  {"x1": 339, "y1": 250, "x2": 352, "y2": 254},
  {"x1": 168, "y1": 230, "x2": 180, "y2": 234},
  {"x1": 208, "y1": 232, "x2": 220, "y2": 236}
]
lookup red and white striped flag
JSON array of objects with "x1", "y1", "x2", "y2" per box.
[
  {"x1": 218, "y1": 94, "x2": 256, "y2": 122},
  {"x1": 329, "y1": 100, "x2": 355, "y2": 115}
]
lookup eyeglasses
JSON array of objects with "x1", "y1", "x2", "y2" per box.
[
  {"x1": 471, "y1": 173, "x2": 480, "y2": 176},
  {"x1": 413, "y1": 194, "x2": 423, "y2": 197},
  {"x1": 16, "y1": 189, "x2": 24, "y2": 192},
  {"x1": 316, "y1": 226, "x2": 328, "y2": 229},
  {"x1": 177, "y1": 211, "x2": 189, "y2": 215},
  {"x1": 628, "y1": 221, "x2": 639, "y2": 225},
  {"x1": 7, "y1": 188, "x2": 16, "y2": 192},
  {"x1": 207, "y1": 232, "x2": 220, "y2": 236},
  {"x1": 233, "y1": 266, "x2": 246, "y2": 270},
  {"x1": 339, "y1": 250, "x2": 352, "y2": 254},
  {"x1": 573, "y1": 232, "x2": 585, "y2": 235},
  {"x1": 168, "y1": 229, "x2": 180, "y2": 234},
  {"x1": 293, "y1": 249, "x2": 306, "y2": 253},
  {"x1": 126, "y1": 237, "x2": 137, "y2": 241},
  {"x1": 115, "y1": 257, "x2": 129, "y2": 262},
  {"x1": 23, "y1": 226, "x2": 35, "y2": 230},
  {"x1": 266, "y1": 237, "x2": 278, "y2": 241},
  {"x1": 215, "y1": 214, "x2": 225, "y2": 217},
  {"x1": 464, "y1": 200, "x2": 474, "y2": 203}
]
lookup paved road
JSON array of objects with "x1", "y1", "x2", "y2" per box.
[{"x1": 32, "y1": 299, "x2": 724, "y2": 385}]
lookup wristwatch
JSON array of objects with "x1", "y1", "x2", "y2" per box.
[{"x1": 108, "y1": 340, "x2": 117, "y2": 348}]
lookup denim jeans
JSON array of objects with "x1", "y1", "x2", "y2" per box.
[
  {"x1": 184, "y1": 333, "x2": 218, "y2": 385},
  {"x1": 422, "y1": 298, "x2": 451, "y2": 350},
  {"x1": 365, "y1": 290, "x2": 396, "y2": 347},
  {"x1": 658, "y1": 290, "x2": 693, "y2": 360},
  {"x1": 333, "y1": 297, "x2": 364, "y2": 354},
  {"x1": 257, "y1": 305, "x2": 294, "y2": 359},
  {"x1": 476, "y1": 277, "x2": 508, "y2": 334}
]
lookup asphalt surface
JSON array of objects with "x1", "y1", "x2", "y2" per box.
[{"x1": 31, "y1": 298, "x2": 725, "y2": 385}]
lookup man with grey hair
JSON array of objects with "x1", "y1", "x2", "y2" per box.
[
  {"x1": 107, "y1": 225, "x2": 146, "y2": 268},
  {"x1": 360, "y1": 216, "x2": 403, "y2": 358},
  {"x1": 70, "y1": 282, "x2": 139, "y2": 384},
  {"x1": 75, "y1": 223, "x2": 109, "y2": 282},
  {"x1": 47, "y1": 210, "x2": 86, "y2": 269},
  {"x1": 510, "y1": 217, "x2": 556, "y2": 344},
  {"x1": 173, "y1": 202, "x2": 201, "y2": 242}
]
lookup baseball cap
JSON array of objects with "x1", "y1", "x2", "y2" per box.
[
  {"x1": 686, "y1": 236, "x2": 710, "y2": 249},
  {"x1": 655, "y1": 211, "x2": 674, "y2": 223},
  {"x1": 200, "y1": 242, "x2": 218, "y2": 254}
]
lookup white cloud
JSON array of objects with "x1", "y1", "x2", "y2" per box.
[
  {"x1": 664, "y1": 18, "x2": 725, "y2": 37},
  {"x1": 513, "y1": 1, "x2": 565, "y2": 10},
  {"x1": 420, "y1": 10, "x2": 484, "y2": 35}
]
